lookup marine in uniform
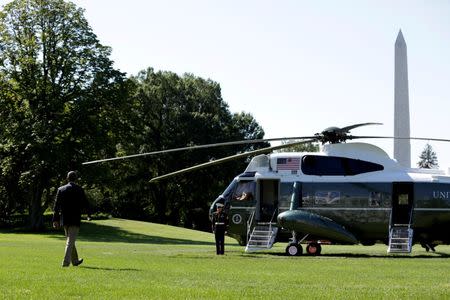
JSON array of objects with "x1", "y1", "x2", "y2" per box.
[{"x1": 211, "y1": 203, "x2": 228, "y2": 255}]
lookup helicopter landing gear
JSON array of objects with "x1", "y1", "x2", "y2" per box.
[
  {"x1": 286, "y1": 243, "x2": 303, "y2": 256},
  {"x1": 286, "y1": 232, "x2": 309, "y2": 256},
  {"x1": 306, "y1": 242, "x2": 322, "y2": 256}
]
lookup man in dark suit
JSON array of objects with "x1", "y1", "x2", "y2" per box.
[{"x1": 52, "y1": 171, "x2": 90, "y2": 267}]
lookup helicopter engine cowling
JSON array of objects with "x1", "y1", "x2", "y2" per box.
[{"x1": 278, "y1": 209, "x2": 358, "y2": 244}]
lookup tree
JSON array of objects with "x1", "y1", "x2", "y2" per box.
[
  {"x1": 279, "y1": 140, "x2": 319, "y2": 153},
  {"x1": 103, "y1": 68, "x2": 268, "y2": 230},
  {"x1": 417, "y1": 143, "x2": 439, "y2": 169},
  {"x1": 0, "y1": 0, "x2": 127, "y2": 229},
  {"x1": 0, "y1": 1, "x2": 270, "y2": 231}
]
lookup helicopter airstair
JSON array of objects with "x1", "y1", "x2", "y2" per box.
[
  {"x1": 388, "y1": 183, "x2": 414, "y2": 254},
  {"x1": 388, "y1": 225, "x2": 413, "y2": 253},
  {"x1": 245, "y1": 223, "x2": 278, "y2": 252}
]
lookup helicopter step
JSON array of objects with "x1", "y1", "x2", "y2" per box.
[
  {"x1": 245, "y1": 223, "x2": 278, "y2": 252},
  {"x1": 388, "y1": 225, "x2": 413, "y2": 254}
]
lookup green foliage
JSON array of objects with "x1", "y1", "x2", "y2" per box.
[
  {"x1": 99, "y1": 68, "x2": 268, "y2": 229},
  {"x1": 417, "y1": 143, "x2": 439, "y2": 169},
  {"x1": 1, "y1": 218, "x2": 449, "y2": 299},
  {"x1": 0, "y1": 1, "x2": 268, "y2": 231},
  {"x1": 0, "y1": 0, "x2": 128, "y2": 229},
  {"x1": 279, "y1": 140, "x2": 319, "y2": 152}
]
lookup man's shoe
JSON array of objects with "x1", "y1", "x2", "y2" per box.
[{"x1": 73, "y1": 258, "x2": 83, "y2": 266}]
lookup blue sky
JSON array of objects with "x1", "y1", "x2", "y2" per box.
[{"x1": 2, "y1": 0, "x2": 450, "y2": 170}]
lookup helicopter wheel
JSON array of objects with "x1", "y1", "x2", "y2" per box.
[
  {"x1": 306, "y1": 242, "x2": 322, "y2": 256},
  {"x1": 286, "y1": 243, "x2": 303, "y2": 256}
]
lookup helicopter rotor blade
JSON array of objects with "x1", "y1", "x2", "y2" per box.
[
  {"x1": 82, "y1": 136, "x2": 316, "y2": 165},
  {"x1": 149, "y1": 139, "x2": 316, "y2": 182},
  {"x1": 348, "y1": 135, "x2": 450, "y2": 143},
  {"x1": 339, "y1": 122, "x2": 383, "y2": 133}
]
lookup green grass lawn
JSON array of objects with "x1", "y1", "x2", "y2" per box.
[{"x1": 1, "y1": 218, "x2": 449, "y2": 299}]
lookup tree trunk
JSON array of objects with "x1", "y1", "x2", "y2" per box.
[
  {"x1": 29, "y1": 194, "x2": 44, "y2": 231},
  {"x1": 150, "y1": 184, "x2": 167, "y2": 224},
  {"x1": 29, "y1": 179, "x2": 46, "y2": 231}
]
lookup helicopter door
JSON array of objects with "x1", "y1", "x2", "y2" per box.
[
  {"x1": 391, "y1": 182, "x2": 414, "y2": 225},
  {"x1": 257, "y1": 179, "x2": 279, "y2": 222}
]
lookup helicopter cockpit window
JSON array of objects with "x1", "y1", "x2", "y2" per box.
[
  {"x1": 301, "y1": 155, "x2": 384, "y2": 176},
  {"x1": 221, "y1": 179, "x2": 238, "y2": 202},
  {"x1": 233, "y1": 181, "x2": 256, "y2": 202}
]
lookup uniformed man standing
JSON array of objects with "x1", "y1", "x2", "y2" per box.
[{"x1": 211, "y1": 203, "x2": 228, "y2": 255}]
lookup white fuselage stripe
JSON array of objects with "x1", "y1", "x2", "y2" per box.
[
  {"x1": 301, "y1": 207, "x2": 390, "y2": 211},
  {"x1": 414, "y1": 208, "x2": 450, "y2": 211},
  {"x1": 230, "y1": 207, "x2": 450, "y2": 212},
  {"x1": 294, "y1": 207, "x2": 450, "y2": 212}
]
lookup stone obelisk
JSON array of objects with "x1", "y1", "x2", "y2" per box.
[{"x1": 394, "y1": 30, "x2": 411, "y2": 168}]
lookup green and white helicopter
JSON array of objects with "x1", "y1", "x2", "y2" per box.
[{"x1": 84, "y1": 123, "x2": 450, "y2": 256}]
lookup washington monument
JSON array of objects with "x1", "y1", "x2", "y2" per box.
[{"x1": 394, "y1": 30, "x2": 411, "y2": 168}]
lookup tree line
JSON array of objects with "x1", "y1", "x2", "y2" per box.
[
  {"x1": 2, "y1": 0, "x2": 439, "y2": 232},
  {"x1": 0, "y1": 0, "x2": 268, "y2": 231}
]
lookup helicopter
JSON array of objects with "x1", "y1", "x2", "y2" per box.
[{"x1": 83, "y1": 123, "x2": 450, "y2": 256}]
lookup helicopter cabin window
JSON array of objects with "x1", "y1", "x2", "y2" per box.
[
  {"x1": 398, "y1": 194, "x2": 409, "y2": 205},
  {"x1": 279, "y1": 183, "x2": 295, "y2": 212},
  {"x1": 314, "y1": 191, "x2": 341, "y2": 205},
  {"x1": 301, "y1": 155, "x2": 384, "y2": 176},
  {"x1": 232, "y1": 181, "x2": 256, "y2": 202},
  {"x1": 369, "y1": 191, "x2": 382, "y2": 207}
]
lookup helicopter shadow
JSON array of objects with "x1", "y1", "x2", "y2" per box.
[
  {"x1": 79, "y1": 266, "x2": 142, "y2": 272},
  {"x1": 50, "y1": 222, "x2": 215, "y2": 246},
  {"x1": 264, "y1": 252, "x2": 450, "y2": 259}
]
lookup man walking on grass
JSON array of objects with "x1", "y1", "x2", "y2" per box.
[{"x1": 52, "y1": 171, "x2": 90, "y2": 267}]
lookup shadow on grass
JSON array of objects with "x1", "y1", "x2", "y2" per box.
[
  {"x1": 1, "y1": 221, "x2": 215, "y2": 246},
  {"x1": 80, "y1": 266, "x2": 141, "y2": 272},
  {"x1": 263, "y1": 251, "x2": 450, "y2": 259},
  {"x1": 320, "y1": 252, "x2": 450, "y2": 259},
  {"x1": 74, "y1": 222, "x2": 214, "y2": 246}
]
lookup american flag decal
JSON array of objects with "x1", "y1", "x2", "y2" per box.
[{"x1": 277, "y1": 157, "x2": 300, "y2": 170}]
